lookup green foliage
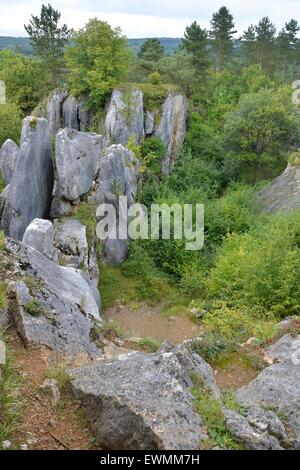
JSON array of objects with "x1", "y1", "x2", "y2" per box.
[
  {"x1": 65, "y1": 19, "x2": 131, "y2": 109},
  {"x1": 102, "y1": 319, "x2": 124, "y2": 339},
  {"x1": 138, "y1": 38, "x2": 165, "y2": 62},
  {"x1": 223, "y1": 87, "x2": 299, "y2": 181},
  {"x1": 182, "y1": 21, "x2": 210, "y2": 76},
  {"x1": 127, "y1": 134, "x2": 141, "y2": 160},
  {"x1": 74, "y1": 201, "x2": 97, "y2": 246},
  {"x1": 190, "y1": 334, "x2": 237, "y2": 366},
  {"x1": 25, "y1": 4, "x2": 70, "y2": 87},
  {"x1": 46, "y1": 365, "x2": 71, "y2": 393},
  {"x1": 191, "y1": 382, "x2": 241, "y2": 449},
  {"x1": 140, "y1": 136, "x2": 166, "y2": 175},
  {"x1": 208, "y1": 211, "x2": 300, "y2": 317},
  {"x1": 0, "y1": 102, "x2": 22, "y2": 146},
  {"x1": 158, "y1": 50, "x2": 199, "y2": 95},
  {"x1": 138, "y1": 337, "x2": 161, "y2": 353},
  {"x1": 24, "y1": 299, "x2": 46, "y2": 317},
  {"x1": 149, "y1": 71, "x2": 161, "y2": 86},
  {"x1": 0, "y1": 333, "x2": 23, "y2": 444},
  {"x1": 0, "y1": 50, "x2": 50, "y2": 113},
  {"x1": 210, "y1": 6, "x2": 237, "y2": 71}
]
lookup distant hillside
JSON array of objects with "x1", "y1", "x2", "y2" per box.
[{"x1": 0, "y1": 36, "x2": 182, "y2": 56}]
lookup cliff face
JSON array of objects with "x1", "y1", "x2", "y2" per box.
[
  {"x1": 256, "y1": 162, "x2": 300, "y2": 213},
  {"x1": 38, "y1": 87, "x2": 188, "y2": 175}
]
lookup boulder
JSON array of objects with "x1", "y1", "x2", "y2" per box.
[
  {"x1": 0, "y1": 139, "x2": 20, "y2": 185},
  {"x1": 54, "y1": 128, "x2": 105, "y2": 203},
  {"x1": 22, "y1": 218, "x2": 57, "y2": 261},
  {"x1": 5, "y1": 238, "x2": 102, "y2": 362},
  {"x1": 236, "y1": 333, "x2": 300, "y2": 449},
  {"x1": 155, "y1": 93, "x2": 188, "y2": 175},
  {"x1": 1, "y1": 117, "x2": 54, "y2": 240},
  {"x1": 105, "y1": 89, "x2": 144, "y2": 146},
  {"x1": 224, "y1": 407, "x2": 285, "y2": 450},
  {"x1": 256, "y1": 163, "x2": 300, "y2": 213},
  {"x1": 54, "y1": 218, "x2": 99, "y2": 284},
  {"x1": 93, "y1": 144, "x2": 139, "y2": 265},
  {"x1": 70, "y1": 342, "x2": 216, "y2": 450},
  {"x1": 45, "y1": 89, "x2": 68, "y2": 137}
]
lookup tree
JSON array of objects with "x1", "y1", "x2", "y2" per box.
[
  {"x1": 240, "y1": 26, "x2": 257, "y2": 66},
  {"x1": 24, "y1": 4, "x2": 70, "y2": 88},
  {"x1": 276, "y1": 20, "x2": 300, "y2": 78},
  {"x1": 182, "y1": 21, "x2": 210, "y2": 75},
  {"x1": 0, "y1": 50, "x2": 49, "y2": 114},
  {"x1": 255, "y1": 17, "x2": 276, "y2": 72},
  {"x1": 223, "y1": 87, "x2": 299, "y2": 181},
  {"x1": 65, "y1": 19, "x2": 131, "y2": 109},
  {"x1": 138, "y1": 38, "x2": 165, "y2": 61},
  {"x1": 0, "y1": 102, "x2": 22, "y2": 146},
  {"x1": 210, "y1": 6, "x2": 237, "y2": 71},
  {"x1": 158, "y1": 50, "x2": 198, "y2": 95}
]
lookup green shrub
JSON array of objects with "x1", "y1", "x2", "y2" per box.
[
  {"x1": 0, "y1": 102, "x2": 22, "y2": 146},
  {"x1": 138, "y1": 337, "x2": 160, "y2": 353},
  {"x1": 207, "y1": 211, "x2": 300, "y2": 317},
  {"x1": 140, "y1": 136, "x2": 166, "y2": 175}
]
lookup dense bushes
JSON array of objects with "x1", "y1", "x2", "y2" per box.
[
  {"x1": 0, "y1": 102, "x2": 22, "y2": 146},
  {"x1": 207, "y1": 212, "x2": 300, "y2": 317}
]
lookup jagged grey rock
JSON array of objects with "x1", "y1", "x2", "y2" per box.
[
  {"x1": 224, "y1": 408, "x2": 285, "y2": 450},
  {"x1": 1, "y1": 117, "x2": 54, "y2": 240},
  {"x1": 105, "y1": 89, "x2": 144, "y2": 145},
  {"x1": 62, "y1": 95, "x2": 90, "y2": 132},
  {"x1": 93, "y1": 144, "x2": 139, "y2": 264},
  {"x1": 144, "y1": 110, "x2": 159, "y2": 135},
  {"x1": 40, "y1": 379, "x2": 61, "y2": 405},
  {"x1": 22, "y1": 218, "x2": 56, "y2": 261},
  {"x1": 70, "y1": 343, "x2": 213, "y2": 450},
  {"x1": 5, "y1": 238, "x2": 102, "y2": 361},
  {"x1": 0, "y1": 139, "x2": 20, "y2": 185},
  {"x1": 236, "y1": 334, "x2": 300, "y2": 449},
  {"x1": 155, "y1": 93, "x2": 188, "y2": 175},
  {"x1": 54, "y1": 218, "x2": 99, "y2": 284},
  {"x1": 256, "y1": 163, "x2": 300, "y2": 213},
  {"x1": 45, "y1": 89, "x2": 68, "y2": 136},
  {"x1": 54, "y1": 128, "x2": 105, "y2": 203},
  {"x1": 0, "y1": 184, "x2": 10, "y2": 220}
]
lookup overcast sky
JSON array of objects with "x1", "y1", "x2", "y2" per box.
[{"x1": 1, "y1": 0, "x2": 300, "y2": 38}]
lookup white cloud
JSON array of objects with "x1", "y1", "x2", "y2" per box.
[{"x1": 0, "y1": 0, "x2": 300, "y2": 37}]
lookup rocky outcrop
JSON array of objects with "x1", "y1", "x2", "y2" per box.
[
  {"x1": 22, "y1": 218, "x2": 57, "y2": 261},
  {"x1": 54, "y1": 218, "x2": 99, "y2": 284},
  {"x1": 155, "y1": 93, "x2": 188, "y2": 175},
  {"x1": 1, "y1": 117, "x2": 54, "y2": 240},
  {"x1": 5, "y1": 238, "x2": 102, "y2": 362},
  {"x1": 93, "y1": 144, "x2": 139, "y2": 264},
  {"x1": 70, "y1": 342, "x2": 215, "y2": 450},
  {"x1": 45, "y1": 89, "x2": 68, "y2": 136},
  {"x1": 256, "y1": 163, "x2": 300, "y2": 213},
  {"x1": 235, "y1": 333, "x2": 300, "y2": 449},
  {"x1": 38, "y1": 90, "x2": 90, "y2": 137},
  {"x1": 62, "y1": 96, "x2": 90, "y2": 132},
  {"x1": 105, "y1": 89, "x2": 144, "y2": 146},
  {"x1": 52, "y1": 128, "x2": 105, "y2": 206},
  {"x1": 0, "y1": 139, "x2": 20, "y2": 185}
]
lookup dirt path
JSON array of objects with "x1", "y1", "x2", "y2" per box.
[
  {"x1": 103, "y1": 302, "x2": 204, "y2": 344},
  {"x1": 7, "y1": 331, "x2": 97, "y2": 451}
]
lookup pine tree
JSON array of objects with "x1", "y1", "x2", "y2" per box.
[
  {"x1": 138, "y1": 38, "x2": 165, "y2": 62},
  {"x1": 255, "y1": 17, "x2": 276, "y2": 72},
  {"x1": 182, "y1": 21, "x2": 210, "y2": 74},
  {"x1": 24, "y1": 3, "x2": 70, "y2": 87},
  {"x1": 210, "y1": 6, "x2": 237, "y2": 71},
  {"x1": 240, "y1": 25, "x2": 257, "y2": 66}
]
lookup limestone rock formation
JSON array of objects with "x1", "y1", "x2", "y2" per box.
[
  {"x1": 155, "y1": 93, "x2": 188, "y2": 174},
  {"x1": 105, "y1": 89, "x2": 144, "y2": 146},
  {"x1": 1, "y1": 117, "x2": 54, "y2": 240},
  {"x1": 53, "y1": 128, "x2": 105, "y2": 204},
  {"x1": 54, "y1": 217, "x2": 99, "y2": 284},
  {"x1": 62, "y1": 96, "x2": 90, "y2": 132},
  {"x1": 70, "y1": 342, "x2": 212, "y2": 450},
  {"x1": 5, "y1": 238, "x2": 102, "y2": 362},
  {"x1": 93, "y1": 144, "x2": 139, "y2": 264},
  {"x1": 0, "y1": 139, "x2": 20, "y2": 185},
  {"x1": 256, "y1": 163, "x2": 300, "y2": 213},
  {"x1": 235, "y1": 333, "x2": 300, "y2": 449},
  {"x1": 22, "y1": 218, "x2": 57, "y2": 261},
  {"x1": 45, "y1": 89, "x2": 68, "y2": 136}
]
